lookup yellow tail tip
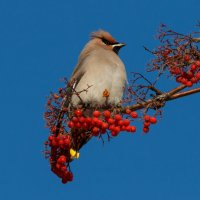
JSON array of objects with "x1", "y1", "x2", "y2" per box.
[{"x1": 70, "y1": 148, "x2": 80, "y2": 159}]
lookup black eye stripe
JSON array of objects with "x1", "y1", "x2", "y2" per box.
[{"x1": 102, "y1": 38, "x2": 117, "y2": 45}]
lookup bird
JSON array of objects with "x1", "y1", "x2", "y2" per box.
[{"x1": 68, "y1": 30, "x2": 127, "y2": 108}]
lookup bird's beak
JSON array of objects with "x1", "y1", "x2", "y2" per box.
[
  {"x1": 112, "y1": 43, "x2": 126, "y2": 54},
  {"x1": 112, "y1": 43, "x2": 126, "y2": 48}
]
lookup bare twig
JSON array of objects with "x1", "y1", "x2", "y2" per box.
[
  {"x1": 122, "y1": 85, "x2": 200, "y2": 112},
  {"x1": 192, "y1": 37, "x2": 200, "y2": 43},
  {"x1": 169, "y1": 87, "x2": 200, "y2": 100}
]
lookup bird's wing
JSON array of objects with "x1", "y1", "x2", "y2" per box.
[{"x1": 63, "y1": 61, "x2": 86, "y2": 109}]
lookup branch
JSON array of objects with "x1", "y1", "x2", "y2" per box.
[
  {"x1": 122, "y1": 85, "x2": 200, "y2": 112},
  {"x1": 169, "y1": 87, "x2": 200, "y2": 100},
  {"x1": 192, "y1": 37, "x2": 200, "y2": 43}
]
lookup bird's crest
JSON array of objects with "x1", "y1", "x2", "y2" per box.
[{"x1": 91, "y1": 30, "x2": 117, "y2": 44}]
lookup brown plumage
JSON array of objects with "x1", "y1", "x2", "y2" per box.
[
  {"x1": 90, "y1": 30, "x2": 117, "y2": 44},
  {"x1": 69, "y1": 30, "x2": 127, "y2": 107}
]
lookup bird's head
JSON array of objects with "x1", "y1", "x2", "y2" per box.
[{"x1": 90, "y1": 30, "x2": 125, "y2": 54}]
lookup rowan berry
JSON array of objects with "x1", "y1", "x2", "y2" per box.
[
  {"x1": 74, "y1": 109, "x2": 82, "y2": 117},
  {"x1": 143, "y1": 127, "x2": 149, "y2": 133},
  {"x1": 68, "y1": 121, "x2": 74, "y2": 128},
  {"x1": 130, "y1": 111, "x2": 138, "y2": 118},
  {"x1": 144, "y1": 115, "x2": 150, "y2": 122},
  {"x1": 103, "y1": 110, "x2": 111, "y2": 118},
  {"x1": 150, "y1": 116, "x2": 157, "y2": 124},
  {"x1": 184, "y1": 55, "x2": 190, "y2": 62},
  {"x1": 130, "y1": 126, "x2": 136, "y2": 133},
  {"x1": 93, "y1": 110, "x2": 101, "y2": 117},
  {"x1": 108, "y1": 118, "x2": 115, "y2": 125},
  {"x1": 123, "y1": 119, "x2": 130, "y2": 126},
  {"x1": 115, "y1": 114, "x2": 122, "y2": 121},
  {"x1": 125, "y1": 108, "x2": 131, "y2": 114}
]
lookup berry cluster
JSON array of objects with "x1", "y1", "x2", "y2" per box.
[
  {"x1": 44, "y1": 84, "x2": 161, "y2": 185},
  {"x1": 52, "y1": 155, "x2": 73, "y2": 184},
  {"x1": 170, "y1": 60, "x2": 200, "y2": 87},
  {"x1": 44, "y1": 106, "x2": 142, "y2": 184},
  {"x1": 44, "y1": 82, "x2": 161, "y2": 185},
  {"x1": 48, "y1": 134, "x2": 71, "y2": 149},
  {"x1": 45, "y1": 134, "x2": 74, "y2": 184},
  {"x1": 67, "y1": 109, "x2": 137, "y2": 137},
  {"x1": 142, "y1": 115, "x2": 157, "y2": 133},
  {"x1": 43, "y1": 25, "x2": 200, "y2": 185}
]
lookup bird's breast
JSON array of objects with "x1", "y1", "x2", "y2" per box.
[{"x1": 71, "y1": 49, "x2": 127, "y2": 106}]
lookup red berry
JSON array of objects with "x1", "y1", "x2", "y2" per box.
[
  {"x1": 184, "y1": 55, "x2": 190, "y2": 62},
  {"x1": 56, "y1": 163, "x2": 61, "y2": 169},
  {"x1": 143, "y1": 121, "x2": 150, "y2": 127},
  {"x1": 191, "y1": 64, "x2": 197, "y2": 71},
  {"x1": 58, "y1": 139, "x2": 64, "y2": 146},
  {"x1": 61, "y1": 166, "x2": 67, "y2": 172},
  {"x1": 67, "y1": 172, "x2": 73, "y2": 182},
  {"x1": 92, "y1": 127, "x2": 99, "y2": 136},
  {"x1": 85, "y1": 117, "x2": 92, "y2": 124},
  {"x1": 75, "y1": 122, "x2": 81, "y2": 128},
  {"x1": 51, "y1": 139, "x2": 57, "y2": 147},
  {"x1": 117, "y1": 120, "x2": 124, "y2": 126},
  {"x1": 108, "y1": 118, "x2": 115, "y2": 125},
  {"x1": 114, "y1": 114, "x2": 122, "y2": 121},
  {"x1": 82, "y1": 122, "x2": 89, "y2": 130},
  {"x1": 126, "y1": 126, "x2": 131, "y2": 132},
  {"x1": 68, "y1": 121, "x2": 74, "y2": 128},
  {"x1": 79, "y1": 116, "x2": 85, "y2": 123},
  {"x1": 125, "y1": 108, "x2": 131, "y2": 114},
  {"x1": 191, "y1": 77, "x2": 197, "y2": 83},
  {"x1": 181, "y1": 77, "x2": 187, "y2": 84},
  {"x1": 113, "y1": 126, "x2": 120, "y2": 134},
  {"x1": 109, "y1": 125, "x2": 115, "y2": 131},
  {"x1": 57, "y1": 155, "x2": 66, "y2": 164},
  {"x1": 121, "y1": 126, "x2": 126, "y2": 131},
  {"x1": 195, "y1": 60, "x2": 200, "y2": 67},
  {"x1": 93, "y1": 110, "x2": 101, "y2": 117},
  {"x1": 196, "y1": 72, "x2": 200, "y2": 80},
  {"x1": 185, "y1": 81, "x2": 193, "y2": 87},
  {"x1": 72, "y1": 117, "x2": 78, "y2": 123},
  {"x1": 103, "y1": 110, "x2": 111, "y2": 118},
  {"x1": 175, "y1": 67, "x2": 182, "y2": 75},
  {"x1": 64, "y1": 138, "x2": 71, "y2": 147},
  {"x1": 111, "y1": 130, "x2": 119, "y2": 137},
  {"x1": 130, "y1": 126, "x2": 136, "y2": 133},
  {"x1": 56, "y1": 135, "x2": 62, "y2": 142},
  {"x1": 176, "y1": 76, "x2": 182, "y2": 83},
  {"x1": 143, "y1": 127, "x2": 149, "y2": 133},
  {"x1": 150, "y1": 117, "x2": 157, "y2": 124},
  {"x1": 48, "y1": 135, "x2": 54, "y2": 141},
  {"x1": 163, "y1": 49, "x2": 171, "y2": 57},
  {"x1": 62, "y1": 178, "x2": 68, "y2": 184},
  {"x1": 51, "y1": 126, "x2": 57, "y2": 133},
  {"x1": 92, "y1": 117, "x2": 99, "y2": 125},
  {"x1": 170, "y1": 67, "x2": 181, "y2": 75},
  {"x1": 96, "y1": 119, "x2": 103, "y2": 127},
  {"x1": 144, "y1": 115, "x2": 150, "y2": 122},
  {"x1": 101, "y1": 122, "x2": 108, "y2": 129},
  {"x1": 74, "y1": 109, "x2": 82, "y2": 117},
  {"x1": 186, "y1": 71, "x2": 194, "y2": 79},
  {"x1": 123, "y1": 119, "x2": 130, "y2": 126},
  {"x1": 130, "y1": 111, "x2": 138, "y2": 118}
]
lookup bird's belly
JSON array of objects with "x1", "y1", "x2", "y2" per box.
[{"x1": 71, "y1": 65, "x2": 126, "y2": 106}]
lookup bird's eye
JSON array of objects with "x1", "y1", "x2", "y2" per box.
[{"x1": 102, "y1": 38, "x2": 113, "y2": 45}]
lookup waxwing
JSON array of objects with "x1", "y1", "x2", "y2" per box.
[{"x1": 69, "y1": 30, "x2": 127, "y2": 107}]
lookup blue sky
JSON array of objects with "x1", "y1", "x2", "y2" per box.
[{"x1": 0, "y1": 0, "x2": 200, "y2": 199}]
